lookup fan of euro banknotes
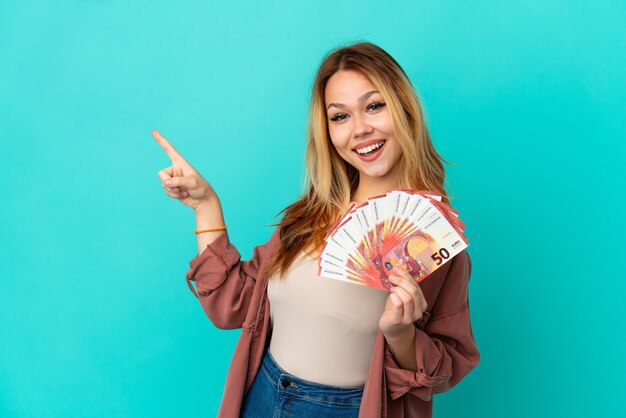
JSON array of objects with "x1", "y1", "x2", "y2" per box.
[{"x1": 317, "y1": 189, "x2": 469, "y2": 291}]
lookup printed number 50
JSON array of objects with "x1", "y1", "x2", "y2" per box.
[{"x1": 431, "y1": 248, "x2": 450, "y2": 265}]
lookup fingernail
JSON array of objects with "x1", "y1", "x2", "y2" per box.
[{"x1": 165, "y1": 179, "x2": 171, "y2": 186}]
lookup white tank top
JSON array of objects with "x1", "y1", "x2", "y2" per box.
[{"x1": 267, "y1": 251, "x2": 389, "y2": 386}]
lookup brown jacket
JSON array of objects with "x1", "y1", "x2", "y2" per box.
[{"x1": 185, "y1": 227, "x2": 480, "y2": 417}]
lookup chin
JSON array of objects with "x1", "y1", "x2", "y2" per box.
[{"x1": 358, "y1": 165, "x2": 393, "y2": 178}]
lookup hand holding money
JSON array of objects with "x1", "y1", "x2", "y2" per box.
[
  {"x1": 317, "y1": 189, "x2": 469, "y2": 291},
  {"x1": 378, "y1": 266, "x2": 428, "y2": 338}
]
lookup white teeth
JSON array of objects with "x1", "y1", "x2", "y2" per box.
[{"x1": 355, "y1": 141, "x2": 385, "y2": 155}]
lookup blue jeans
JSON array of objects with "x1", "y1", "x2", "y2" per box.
[{"x1": 240, "y1": 348, "x2": 364, "y2": 418}]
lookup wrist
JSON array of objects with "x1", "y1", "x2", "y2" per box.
[
  {"x1": 383, "y1": 323, "x2": 415, "y2": 345},
  {"x1": 383, "y1": 324, "x2": 418, "y2": 371},
  {"x1": 194, "y1": 196, "x2": 220, "y2": 214},
  {"x1": 194, "y1": 197, "x2": 226, "y2": 230}
]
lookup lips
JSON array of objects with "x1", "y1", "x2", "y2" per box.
[
  {"x1": 353, "y1": 140, "x2": 386, "y2": 162},
  {"x1": 351, "y1": 139, "x2": 386, "y2": 152}
]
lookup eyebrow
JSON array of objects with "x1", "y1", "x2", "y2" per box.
[{"x1": 327, "y1": 90, "x2": 380, "y2": 110}]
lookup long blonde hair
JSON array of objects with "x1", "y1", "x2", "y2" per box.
[{"x1": 265, "y1": 41, "x2": 451, "y2": 279}]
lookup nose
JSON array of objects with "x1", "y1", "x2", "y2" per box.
[{"x1": 352, "y1": 114, "x2": 373, "y2": 138}]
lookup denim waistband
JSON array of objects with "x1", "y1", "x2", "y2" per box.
[{"x1": 262, "y1": 349, "x2": 365, "y2": 397}]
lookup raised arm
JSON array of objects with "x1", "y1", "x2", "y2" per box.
[
  {"x1": 151, "y1": 129, "x2": 270, "y2": 329},
  {"x1": 185, "y1": 224, "x2": 279, "y2": 330}
]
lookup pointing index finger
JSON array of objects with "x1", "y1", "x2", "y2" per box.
[{"x1": 151, "y1": 129, "x2": 191, "y2": 166}]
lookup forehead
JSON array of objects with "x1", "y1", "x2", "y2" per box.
[{"x1": 324, "y1": 70, "x2": 377, "y2": 102}]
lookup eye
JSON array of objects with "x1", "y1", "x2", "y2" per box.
[
  {"x1": 368, "y1": 101, "x2": 386, "y2": 111},
  {"x1": 328, "y1": 102, "x2": 386, "y2": 123},
  {"x1": 329, "y1": 113, "x2": 347, "y2": 122}
]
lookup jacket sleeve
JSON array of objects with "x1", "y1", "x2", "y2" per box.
[
  {"x1": 184, "y1": 229, "x2": 277, "y2": 330},
  {"x1": 384, "y1": 250, "x2": 480, "y2": 401}
]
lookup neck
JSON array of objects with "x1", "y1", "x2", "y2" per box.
[{"x1": 351, "y1": 171, "x2": 400, "y2": 205}]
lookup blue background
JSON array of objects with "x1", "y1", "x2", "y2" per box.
[{"x1": 1, "y1": 0, "x2": 625, "y2": 416}]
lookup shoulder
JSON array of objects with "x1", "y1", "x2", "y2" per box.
[
  {"x1": 268, "y1": 226, "x2": 282, "y2": 246},
  {"x1": 417, "y1": 250, "x2": 472, "y2": 319},
  {"x1": 447, "y1": 249, "x2": 471, "y2": 280},
  {"x1": 429, "y1": 250, "x2": 472, "y2": 320},
  {"x1": 256, "y1": 226, "x2": 282, "y2": 260}
]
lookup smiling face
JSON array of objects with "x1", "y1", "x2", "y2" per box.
[{"x1": 325, "y1": 70, "x2": 403, "y2": 191}]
